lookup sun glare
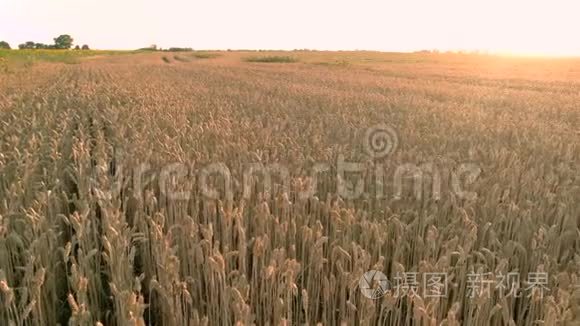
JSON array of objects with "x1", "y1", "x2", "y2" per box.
[{"x1": 489, "y1": 2, "x2": 577, "y2": 57}]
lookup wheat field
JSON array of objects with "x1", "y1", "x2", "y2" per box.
[{"x1": 0, "y1": 51, "x2": 579, "y2": 325}]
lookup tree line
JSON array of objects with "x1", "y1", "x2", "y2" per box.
[{"x1": 0, "y1": 35, "x2": 90, "y2": 50}]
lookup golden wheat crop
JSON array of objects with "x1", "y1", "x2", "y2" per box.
[{"x1": 0, "y1": 51, "x2": 579, "y2": 325}]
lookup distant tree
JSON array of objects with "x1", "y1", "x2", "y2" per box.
[
  {"x1": 74, "y1": 45, "x2": 80, "y2": 50},
  {"x1": 35, "y1": 43, "x2": 47, "y2": 49},
  {"x1": 53, "y1": 35, "x2": 74, "y2": 49},
  {"x1": 0, "y1": 41, "x2": 11, "y2": 49},
  {"x1": 137, "y1": 44, "x2": 158, "y2": 51},
  {"x1": 81, "y1": 44, "x2": 90, "y2": 50},
  {"x1": 18, "y1": 41, "x2": 36, "y2": 49}
]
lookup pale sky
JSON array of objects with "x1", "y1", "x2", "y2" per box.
[{"x1": 1, "y1": 0, "x2": 579, "y2": 55}]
